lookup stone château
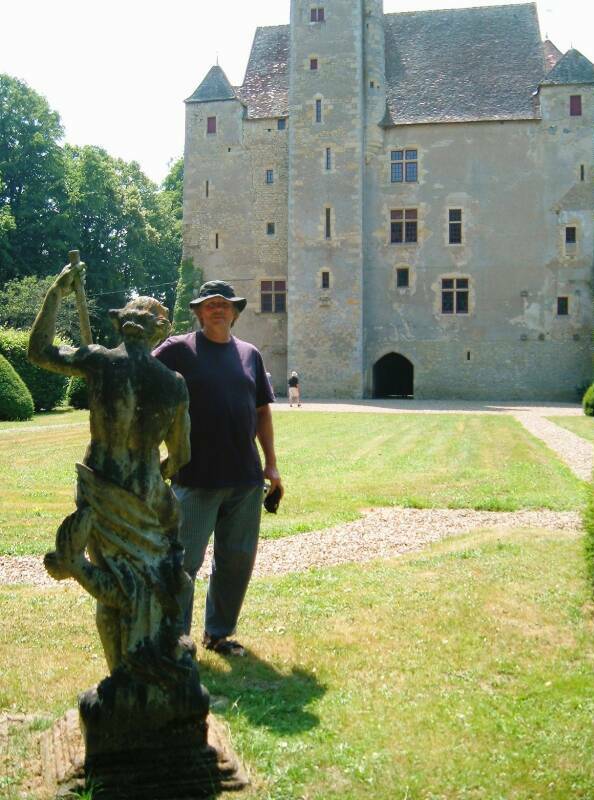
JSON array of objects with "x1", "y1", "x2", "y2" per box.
[{"x1": 182, "y1": 0, "x2": 594, "y2": 399}]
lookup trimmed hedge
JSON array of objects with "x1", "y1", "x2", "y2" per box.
[
  {"x1": 583, "y1": 384, "x2": 594, "y2": 417},
  {"x1": 0, "y1": 328, "x2": 68, "y2": 411},
  {"x1": 65, "y1": 375, "x2": 89, "y2": 409},
  {"x1": 0, "y1": 353, "x2": 34, "y2": 421}
]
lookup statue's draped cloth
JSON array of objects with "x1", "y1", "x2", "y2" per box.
[{"x1": 75, "y1": 463, "x2": 183, "y2": 668}]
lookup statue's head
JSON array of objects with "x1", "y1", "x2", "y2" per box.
[{"x1": 109, "y1": 297, "x2": 172, "y2": 346}]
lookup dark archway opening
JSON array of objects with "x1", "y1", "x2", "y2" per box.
[{"x1": 373, "y1": 353, "x2": 414, "y2": 398}]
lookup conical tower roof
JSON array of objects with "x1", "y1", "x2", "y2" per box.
[
  {"x1": 540, "y1": 48, "x2": 594, "y2": 86},
  {"x1": 186, "y1": 65, "x2": 237, "y2": 103}
]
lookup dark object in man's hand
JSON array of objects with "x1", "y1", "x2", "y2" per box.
[{"x1": 264, "y1": 485, "x2": 282, "y2": 514}]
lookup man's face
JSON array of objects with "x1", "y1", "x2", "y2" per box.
[{"x1": 195, "y1": 298, "x2": 237, "y2": 331}]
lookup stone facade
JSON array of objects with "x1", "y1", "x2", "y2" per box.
[{"x1": 183, "y1": 1, "x2": 594, "y2": 400}]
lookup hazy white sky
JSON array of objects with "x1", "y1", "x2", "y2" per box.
[{"x1": 1, "y1": 0, "x2": 592, "y2": 184}]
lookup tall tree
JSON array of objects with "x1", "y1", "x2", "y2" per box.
[
  {"x1": 63, "y1": 145, "x2": 181, "y2": 341},
  {"x1": 0, "y1": 75, "x2": 67, "y2": 279}
]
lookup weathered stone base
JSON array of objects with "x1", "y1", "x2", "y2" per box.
[{"x1": 38, "y1": 684, "x2": 248, "y2": 799}]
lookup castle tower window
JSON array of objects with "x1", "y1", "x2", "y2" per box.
[
  {"x1": 449, "y1": 209, "x2": 463, "y2": 244},
  {"x1": 390, "y1": 149, "x2": 418, "y2": 183},
  {"x1": 569, "y1": 95, "x2": 582, "y2": 116},
  {"x1": 278, "y1": 118, "x2": 286, "y2": 130},
  {"x1": 310, "y1": 7, "x2": 324, "y2": 22},
  {"x1": 265, "y1": 169, "x2": 274, "y2": 184},
  {"x1": 557, "y1": 297, "x2": 569, "y2": 316},
  {"x1": 325, "y1": 147, "x2": 332, "y2": 170},
  {"x1": 565, "y1": 226, "x2": 577, "y2": 244},
  {"x1": 396, "y1": 268, "x2": 409, "y2": 288},
  {"x1": 325, "y1": 207, "x2": 332, "y2": 239},
  {"x1": 310, "y1": 58, "x2": 318, "y2": 71},
  {"x1": 321, "y1": 271, "x2": 330, "y2": 289},
  {"x1": 315, "y1": 99, "x2": 323, "y2": 123},
  {"x1": 205, "y1": 180, "x2": 209, "y2": 198},
  {"x1": 390, "y1": 209, "x2": 417, "y2": 244},
  {"x1": 580, "y1": 164, "x2": 585, "y2": 181},
  {"x1": 266, "y1": 222, "x2": 276, "y2": 236},
  {"x1": 215, "y1": 232, "x2": 219, "y2": 249},
  {"x1": 442, "y1": 278, "x2": 469, "y2": 314},
  {"x1": 260, "y1": 280, "x2": 286, "y2": 313},
  {"x1": 206, "y1": 116, "x2": 217, "y2": 134}
]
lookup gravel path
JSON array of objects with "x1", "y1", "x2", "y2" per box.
[
  {"x1": 512, "y1": 412, "x2": 592, "y2": 481},
  {"x1": 0, "y1": 507, "x2": 581, "y2": 588}
]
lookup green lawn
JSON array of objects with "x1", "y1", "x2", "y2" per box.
[
  {"x1": 2, "y1": 528, "x2": 593, "y2": 799},
  {"x1": 548, "y1": 415, "x2": 594, "y2": 443},
  {"x1": 0, "y1": 411, "x2": 584, "y2": 555}
]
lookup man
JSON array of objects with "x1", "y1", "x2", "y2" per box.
[
  {"x1": 288, "y1": 370, "x2": 301, "y2": 407},
  {"x1": 153, "y1": 280, "x2": 283, "y2": 656}
]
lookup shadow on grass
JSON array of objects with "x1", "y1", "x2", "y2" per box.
[{"x1": 201, "y1": 648, "x2": 326, "y2": 735}]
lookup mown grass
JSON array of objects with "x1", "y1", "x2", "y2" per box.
[
  {"x1": 548, "y1": 415, "x2": 594, "y2": 443},
  {"x1": 0, "y1": 410, "x2": 584, "y2": 555},
  {"x1": 1, "y1": 528, "x2": 593, "y2": 799}
]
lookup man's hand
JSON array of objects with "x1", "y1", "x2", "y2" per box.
[
  {"x1": 52, "y1": 262, "x2": 86, "y2": 298},
  {"x1": 264, "y1": 464, "x2": 284, "y2": 499}
]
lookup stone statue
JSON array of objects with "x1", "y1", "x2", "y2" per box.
[{"x1": 28, "y1": 255, "x2": 246, "y2": 798}]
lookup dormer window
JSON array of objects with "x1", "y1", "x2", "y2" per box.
[
  {"x1": 570, "y1": 95, "x2": 582, "y2": 116},
  {"x1": 310, "y1": 7, "x2": 324, "y2": 22}
]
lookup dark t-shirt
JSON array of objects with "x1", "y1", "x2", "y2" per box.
[
  {"x1": 288, "y1": 376, "x2": 299, "y2": 388},
  {"x1": 153, "y1": 331, "x2": 274, "y2": 489}
]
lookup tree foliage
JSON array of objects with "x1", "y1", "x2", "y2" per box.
[
  {"x1": 0, "y1": 74, "x2": 183, "y2": 344},
  {"x1": 0, "y1": 74, "x2": 67, "y2": 278},
  {"x1": 0, "y1": 274, "x2": 98, "y2": 343},
  {"x1": 172, "y1": 257, "x2": 201, "y2": 332}
]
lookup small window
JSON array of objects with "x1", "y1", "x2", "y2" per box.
[
  {"x1": 310, "y1": 58, "x2": 318, "y2": 71},
  {"x1": 215, "y1": 232, "x2": 219, "y2": 250},
  {"x1": 565, "y1": 226, "x2": 577, "y2": 244},
  {"x1": 442, "y1": 277, "x2": 469, "y2": 315},
  {"x1": 205, "y1": 180, "x2": 209, "y2": 198},
  {"x1": 449, "y1": 209, "x2": 462, "y2": 245},
  {"x1": 325, "y1": 207, "x2": 332, "y2": 239},
  {"x1": 557, "y1": 297, "x2": 569, "y2": 316},
  {"x1": 570, "y1": 95, "x2": 582, "y2": 116},
  {"x1": 206, "y1": 116, "x2": 217, "y2": 134},
  {"x1": 261, "y1": 280, "x2": 286, "y2": 313},
  {"x1": 580, "y1": 164, "x2": 585, "y2": 181},
  {"x1": 390, "y1": 149, "x2": 418, "y2": 183},
  {"x1": 266, "y1": 222, "x2": 275, "y2": 236},
  {"x1": 315, "y1": 99, "x2": 323, "y2": 123},
  {"x1": 310, "y1": 7, "x2": 324, "y2": 22},
  {"x1": 390, "y1": 209, "x2": 417, "y2": 244},
  {"x1": 277, "y1": 118, "x2": 286, "y2": 131},
  {"x1": 265, "y1": 169, "x2": 274, "y2": 184},
  {"x1": 396, "y1": 268, "x2": 409, "y2": 288},
  {"x1": 325, "y1": 147, "x2": 332, "y2": 170},
  {"x1": 321, "y1": 271, "x2": 330, "y2": 289}
]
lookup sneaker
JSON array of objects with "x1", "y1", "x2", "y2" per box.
[{"x1": 202, "y1": 632, "x2": 246, "y2": 657}]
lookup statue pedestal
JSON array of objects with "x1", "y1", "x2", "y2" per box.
[{"x1": 57, "y1": 667, "x2": 249, "y2": 799}]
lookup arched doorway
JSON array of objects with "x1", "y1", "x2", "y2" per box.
[{"x1": 373, "y1": 353, "x2": 414, "y2": 398}]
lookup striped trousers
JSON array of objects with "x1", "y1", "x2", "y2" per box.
[{"x1": 172, "y1": 483, "x2": 263, "y2": 638}]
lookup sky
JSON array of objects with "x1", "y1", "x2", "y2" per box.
[{"x1": 1, "y1": 0, "x2": 592, "y2": 185}]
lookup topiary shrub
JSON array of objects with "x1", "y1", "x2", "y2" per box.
[
  {"x1": 0, "y1": 328, "x2": 68, "y2": 411},
  {"x1": 583, "y1": 384, "x2": 594, "y2": 417},
  {"x1": 0, "y1": 353, "x2": 34, "y2": 421},
  {"x1": 65, "y1": 375, "x2": 89, "y2": 409}
]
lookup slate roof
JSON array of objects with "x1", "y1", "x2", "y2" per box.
[
  {"x1": 543, "y1": 39, "x2": 563, "y2": 72},
  {"x1": 235, "y1": 25, "x2": 290, "y2": 118},
  {"x1": 540, "y1": 48, "x2": 594, "y2": 86},
  {"x1": 186, "y1": 65, "x2": 239, "y2": 103},
  {"x1": 383, "y1": 3, "x2": 544, "y2": 125},
  {"x1": 198, "y1": 3, "x2": 591, "y2": 125}
]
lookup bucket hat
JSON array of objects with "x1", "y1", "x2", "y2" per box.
[{"x1": 189, "y1": 280, "x2": 247, "y2": 312}]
